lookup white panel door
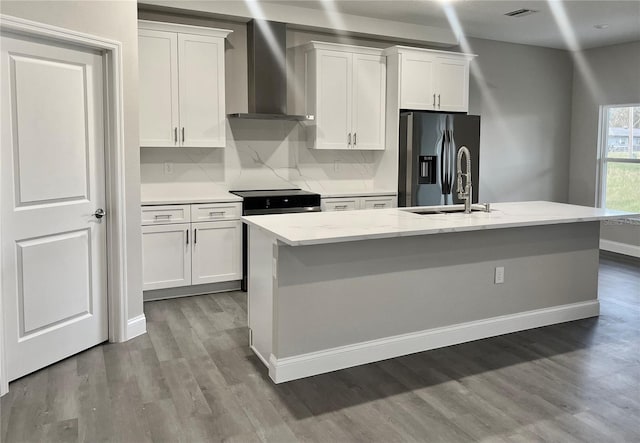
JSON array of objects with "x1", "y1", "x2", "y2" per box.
[
  {"x1": 435, "y1": 56, "x2": 469, "y2": 112},
  {"x1": 1, "y1": 33, "x2": 108, "y2": 381},
  {"x1": 178, "y1": 33, "x2": 226, "y2": 148},
  {"x1": 142, "y1": 223, "x2": 191, "y2": 290},
  {"x1": 316, "y1": 50, "x2": 352, "y2": 149},
  {"x1": 400, "y1": 52, "x2": 436, "y2": 110},
  {"x1": 191, "y1": 221, "x2": 241, "y2": 285},
  {"x1": 138, "y1": 29, "x2": 179, "y2": 147},
  {"x1": 352, "y1": 53, "x2": 386, "y2": 150}
]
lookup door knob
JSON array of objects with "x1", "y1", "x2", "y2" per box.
[{"x1": 93, "y1": 208, "x2": 106, "y2": 219}]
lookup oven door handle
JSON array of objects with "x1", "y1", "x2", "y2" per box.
[{"x1": 243, "y1": 206, "x2": 321, "y2": 216}]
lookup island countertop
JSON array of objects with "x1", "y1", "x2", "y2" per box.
[{"x1": 241, "y1": 201, "x2": 634, "y2": 246}]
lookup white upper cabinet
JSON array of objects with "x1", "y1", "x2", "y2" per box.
[
  {"x1": 298, "y1": 42, "x2": 386, "y2": 150},
  {"x1": 138, "y1": 21, "x2": 231, "y2": 148},
  {"x1": 434, "y1": 55, "x2": 470, "y2": 112},
  {"x1": 352, "y1": 53, "x2": 387, "y2": 150},
  {"x1": 386, "y1": 46, "x2": 475, "y2": 113},
  {"x1": 316, "y1": 50, "x2": 352, "y2": 149},
  {"x1": 398, "y1": 51, "x2": 436, "y2": 110},
  {"x1": 138, "y1": 29, "x2": 179, "y2": 147}
]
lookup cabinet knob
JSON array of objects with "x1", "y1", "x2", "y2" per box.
[
  {"x1": 438, "y1": 94, "x2": 441, "y2": 108},
  {"x1": 433, "y1": 94, "x2": 436, "y2": 107},
  {"x1": 174, "y1": 127, "x2": 178, "y2": 144},
  {"x1": 347, "y1": 133, "x2": 351, "y2": 146},
  {"x1": 354, "y1": 133, "x2": 357, "y2": 146}
]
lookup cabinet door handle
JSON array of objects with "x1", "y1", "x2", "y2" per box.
[
  {"x1": 186, "y1": 229, "x2": 189, "y2": 245},
  {"x1": 209, "y1": 211, "x2": 225, "y2": 216},
  {"x1": 335, "y1": 205, "x2": 348, "y2": 210},
  {"x1": 438, "y1": 94, "x2": 441, "y2": 108},
  {"x1": 347, "y1": 133, "x2": 351, "y2": 146},
  {"x1": 181, "y1": 127, "x2": 185, "y2": 143},
  {"x1": 374, "y1": 203, "x2": 386, "y2": 208},
  {"x1": 174, "y1": 127, "x2": 178, "y2": 144},
  {"x1": 354, "y1": 133, "x2": 357, "y2": 146},
  {"x1": 433, "y1": 94, "x2": 436, "y2": 107},
  {"x1": 154, "y1": 214, "x2": 172, "y2": 220},
  {"x1": 194, "y1": 228, "x2": 197, "y2": 244}
]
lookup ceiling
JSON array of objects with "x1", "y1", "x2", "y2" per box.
[{"x1": 268, "y1": 0, "x2": 640, "y2": 50}]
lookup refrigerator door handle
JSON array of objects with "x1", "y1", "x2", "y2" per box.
[
  {"x1": 440, "y1": 130, "x2": 447, "y2": 197},
  {"x1": 406, "y1": 114, "x2": 414, "y2": 206}
]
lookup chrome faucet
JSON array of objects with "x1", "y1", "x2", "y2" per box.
[{"x1": 456, "y1": 146, "x2": 472, "y2": 214}]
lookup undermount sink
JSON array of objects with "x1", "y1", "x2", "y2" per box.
[{"x1": 405, "y1": 203, "x2": 491, "y2": 215}]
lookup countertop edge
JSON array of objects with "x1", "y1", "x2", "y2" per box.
[{"x1": 141, "y1": 196, "x2": 243, "y2": 205}]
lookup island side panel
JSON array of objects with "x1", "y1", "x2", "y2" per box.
[
  {"x1": 247, "y1": 226, "x2": 277, "y2": 367},
  {"x1": 272, "y1": 222, "x2": 600, "y2": 361}
]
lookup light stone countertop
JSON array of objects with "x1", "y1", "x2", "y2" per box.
[
  {"x1": 242, "y1": 201, "x2": 635, "y2": 246},
  {"x1": 141, "y1": 182, "x2": 242, "y2": 205}
]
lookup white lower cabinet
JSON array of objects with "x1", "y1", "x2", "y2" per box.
[
  {"x1": 191, "y1": 220, "x2": 241, "y2": 285},
  {"x1": 322, "y1": 195, "x2": 396, "y2": 212},
  {"x1": 142, "y1": 202, "x2": 241, "y2": 291},
  {"x1": 142, "y1": 223, "x2": 191, "y2": 290}
]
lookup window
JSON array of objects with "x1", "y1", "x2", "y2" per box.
[{"x1": 599, "y1": 105, "x2": 640, "y2": 212}]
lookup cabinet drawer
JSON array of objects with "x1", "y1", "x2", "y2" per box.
[
  {"x1": 322, "y1": 198, "x2": 358, "y2": 212},
  {"x1": 362, "y1": 197, "x2": 396, "y2": 210},
  {"x1": 191, "y1": 202, "x2": 241, "y2": 222},
  {"x1": 141, "y1": 205, "x2": 191, "y2": 225}
]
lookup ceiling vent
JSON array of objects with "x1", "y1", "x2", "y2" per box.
[{"x1": 504, "y1": 8, "x2": 539, "y2": 18}]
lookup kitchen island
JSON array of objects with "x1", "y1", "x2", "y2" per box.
[{"x1": 242, "y1": 201, "x2": 632, "y2": 383}]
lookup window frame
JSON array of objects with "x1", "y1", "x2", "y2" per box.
[{"x1": 597, "y1": 103, "x2": 640, "y2": 210}]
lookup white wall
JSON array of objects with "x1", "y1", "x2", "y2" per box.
[
  {"x1": 568, "y1": 41, "x2": 640, "y2": 248},
  {"x1": 0, "y1": 1, "x2": 144, "y2": 320},
  {"x1": 139, "y1": 0, "x2": 457, "y2": 47},
  {"x1": 465, "y1": 38, "x2": 574, "y2": 203}
]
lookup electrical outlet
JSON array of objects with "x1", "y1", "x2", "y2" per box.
[
  {"x1": 495, "y1": 266, "x2": 505, "y2": 284},
  {"x1": 163, "y1": 162, "x2": 174, "y2": 175}
]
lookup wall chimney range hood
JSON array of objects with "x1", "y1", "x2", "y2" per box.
[{"x1": 228, "y1": 19, "x2": 312, "y2": 121}]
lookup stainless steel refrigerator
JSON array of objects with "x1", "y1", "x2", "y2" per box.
[{"x1": 398, "y1": 111, "x2": 480, "y2": 207}]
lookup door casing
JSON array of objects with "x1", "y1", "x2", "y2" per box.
[{"x1": 0, "y1": 14, "x2": 133, "y2": 396}]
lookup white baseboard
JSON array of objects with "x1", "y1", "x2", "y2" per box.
[
  {"x1": 600, "y1": 239, "x2": 640, "y2": 258},
  {"x1": 268, "y1": 300, "x2": 600, "y2": 383},
  {"x1": 126, "y1": 314, "x2": 147, "y2": 340}
]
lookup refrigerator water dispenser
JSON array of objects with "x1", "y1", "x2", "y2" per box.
[{"x1": 418, "y1": 156, "x2": 437, "y2": 184}]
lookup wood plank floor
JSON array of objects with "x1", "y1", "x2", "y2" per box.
[{"x1": 2, "y1": 253, "x2": 639, "y2": 442}]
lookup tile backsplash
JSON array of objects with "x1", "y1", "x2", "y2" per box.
[{"x1": 140, "y1": 119, "x2": 385, "y2": 193}]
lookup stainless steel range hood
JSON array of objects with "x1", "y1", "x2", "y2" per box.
[{"x1": 229, "y1": 19, "x2": 312, "y2": 121}]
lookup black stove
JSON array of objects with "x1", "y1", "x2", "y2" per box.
[
  {"x1": 231, "y1": 189, "x2": 321, "y2": 290},
  {"x1": 231, "y1": 189, "x2": 321, "y2": 215}
]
